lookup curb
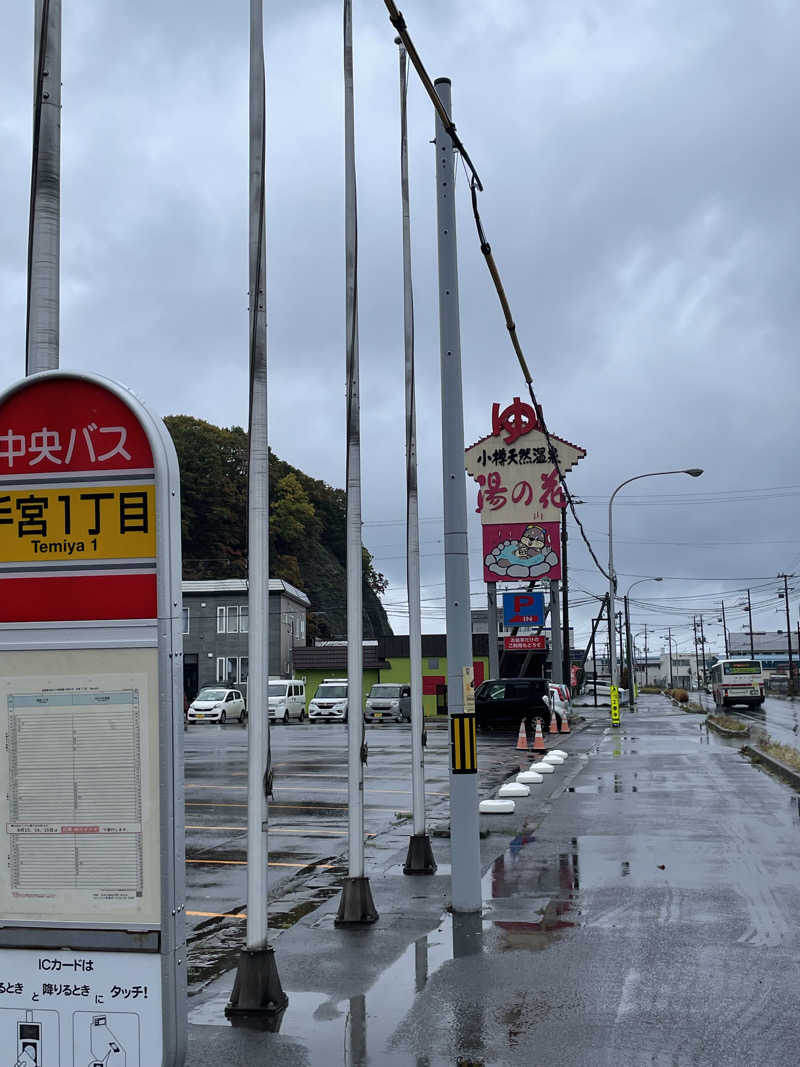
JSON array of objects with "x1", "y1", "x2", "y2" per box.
[
  {"x1": 707, "y1": 717, "x2": 749, "y2": 739},
  {"x1": 742, "y1": 745, "x2": 800, "y2": 791}
]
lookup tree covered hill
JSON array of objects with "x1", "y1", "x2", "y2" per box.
[{"x1": 164, "y1": 416, "x2": 392, "y2": 640}]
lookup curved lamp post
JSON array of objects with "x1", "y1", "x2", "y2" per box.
[
  {"x1": 624, "y1": 577, "x2": 662, "y2": 705},
  {"x1": 608, "y1": 469, "x2": 703, "y2": 687}
]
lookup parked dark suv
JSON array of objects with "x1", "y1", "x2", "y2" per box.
[{"x1": 475, "y1": 678, "x2": 549, "y2": 732}]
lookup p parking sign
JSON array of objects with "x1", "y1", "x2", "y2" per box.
[{"x1": 0, "y1": 372, "x2": 185, "y2": 1065}]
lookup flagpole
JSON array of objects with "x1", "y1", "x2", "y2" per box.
[
  {"x1": 336, "y1": 0, "x2": 378, "y2": 925},
  {"x1": 27, "y1": 0, "x2": 61, "y2": 374},
  {"x1": 398, "y1": 40, "x2": 436, "y2": 876},
  {"x1": 226, "y1": 0, "x2": 287, "y2": 1021}
]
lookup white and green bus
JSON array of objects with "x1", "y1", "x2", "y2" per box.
[{"x1": 709, "y1": 659, "x2": 765, "y2": 709}]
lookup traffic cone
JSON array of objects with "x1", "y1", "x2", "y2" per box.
[
  {"x1": 549, "y1": 712, "x2": 559, "y2": 734},
  {"x1": 516, "y1": 719, "x2": 528, "y2": 750},
  {"x1": 531, "y1": 718, "x2": 546, "y2": 752},
  {"x1": 560, "y1": 712, "x2": 571, "y2": 734}
]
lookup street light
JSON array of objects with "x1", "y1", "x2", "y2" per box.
[
  {"x1": 608, "y1": 469, "x2": 703, "y2": 687},
  {"x1": 623, "y1": 577, "x2": 663, "y2": 706}
]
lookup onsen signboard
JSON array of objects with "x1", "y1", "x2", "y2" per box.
[{"x1": 0, "y1": 372, "x2": 186, "y2": 1066}]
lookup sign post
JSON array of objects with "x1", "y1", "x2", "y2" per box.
[{"x1": 0, "y1": 371, "x2": 185, "y2": 1065}]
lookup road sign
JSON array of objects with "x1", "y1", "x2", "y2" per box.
[
  {"x1": 504, "y1": 635, "x2": 546, "y2": 651},
  {"x1": 450, "y1": 714, "x2": 477, "y2": 774},
  {"x1": 0, "y1": 372, "x2": 185, "y2": 1066},
  {"x1": 610, "y1": 685, "x2": 620, "y2": 726},
  {"x1": 503, "y1": 591, "x2": 545, "y2": 626}
]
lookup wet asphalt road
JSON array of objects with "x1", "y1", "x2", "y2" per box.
[
  {"x1": 696, "y1": 688, "x2": 800, "y2": 746},
  {"x1": 183, "y1": 718, "x2": 515, "y2": 938},
  {"x1": 187, "y1": 694, "x2": 800, "y2": 1066}
]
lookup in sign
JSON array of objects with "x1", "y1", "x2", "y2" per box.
[{"x1": 503, "y1": 591, "x2": 545, "y2": 627}]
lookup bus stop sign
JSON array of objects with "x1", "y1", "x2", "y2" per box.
[{"x1": 0, "y1": 372, "x2": 185, "y2": 1066}]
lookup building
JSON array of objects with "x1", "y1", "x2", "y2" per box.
[
  {"x1": 181, "y1": 579, "x2": 310, "y2": 699},
  {"x1": 293, "y1": 635, "x2": 493, "y2": 717}
]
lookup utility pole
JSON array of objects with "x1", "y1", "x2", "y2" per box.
[
  {"x1": 27, "y1": 0, "x2": 62, "y2": 374},
  {"x1": 779, "y1": 574, "x2": 795, "y2": 696},
  {"x1": 721, "y1": 601, "x2": 729, "y2": 657},
  {"x1": 746, "y1": 589, "x2": 754, "y2": 659},
  {"x1": 227, "y1": 0, "x2": 287, "y2": 1021},
  {"x1": 561, "y1": 510, "x2": 571, "y2": 690},
  {"x1": 336, "y1": 0, "x2": 377, "y2": 926},
  {"x1": 692, "y1": 617, "x2": 700, "y2": 691},
  {"x1": 550, "y1": 580, "x2": 563, "y2": 684},
  {"x1": 698, "y1": 614, "x2": 708, "y2": 688},
  {"x1": 486, "y1": 585, "x2": 500, "y2": 680},
  {"x1": 624, "y1": 595, "x2": 634, "y2": 708},
  {"x1": 397, "y1": 39, "x2": 435, "y2": 876},
  {"x1": 434, "y1": 76, "x2": 481, "y2": 913},
  {"x1": 644, "y1": 623, "x2": 649, "y2": 686},
  {"x1": 617, "y1": 612, "x2": 624, "y2": 679},
  {"x1": 668, "y1": 628, "x2": 674, "y2": 688}
]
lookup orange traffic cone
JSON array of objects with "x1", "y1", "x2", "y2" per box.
[
  {"x1": 516, "y1": 719, "x2": 528, "y2": 750},
  {"x1": 531, "y1": 718, "x2": 546, "y2": 752},
  {"x1": 560, "y1": 713, "x2": 571, "y2": 734},
  {"x1": 549, "y1": 712, "x2": 559, "y2": 734}
]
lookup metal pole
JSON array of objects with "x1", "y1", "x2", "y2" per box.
[
  {"x1": 561, "y1": 511, "x2": 571, "y2": 689},
  {"x1": 624, "y1": 595, "x2": 633, "y2": 707},
  {"x1": 607, "y1": 494, "x2": 618, "y2": 687},
  {"x1": 698, "y1": 614, "x2": 708, "y2": 688},
  {"x1": 668, "y1": 628, "x2": 674, "y2": 688},
  {"x1": 398, "y1": 40, "x2": 435, "y2": 876},
  {"x1": 721, "y1": 601, "x2": 729, "y2": 657},
  {"x1": 336, "y1": 0, "x2": 377, "y2": 925},
  {"x1": 227, "y1": 0, "x2": 287, "y2": 1020},
  {"x1": 487, "y1": 585, "x2": 500, "y2": 680},
  {"x1": 692, "y1": 617, "x2": 700, "y2": 691},
  {"x1": 435, "y1": 76, "x2": 481, "y2": 913},
  {"x1": 618, "y1": 612, "x2": 624, "y2": 671},
  {"x1": 747, "y1": 589, "x2": 754, "y2": 658},
  {"x1": 644, "y1": 624, "x2": 648, "y2": 686},
  {"x1": 550, "y1": 580, "x2": 562, "y2": 684},
  {"x1": 781, "y1": 574, "x2": 794, "y2": 695},
  {"x1": 27, "y1": 0, "x2": 61, "y2": 374}
]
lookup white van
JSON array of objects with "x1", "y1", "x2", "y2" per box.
[
  {"x1": 268, "y1": 678, "x2": 307, "y2": 723},
  {"x1": 308, "y1": 678, "x2": 349, "y2": 723}
]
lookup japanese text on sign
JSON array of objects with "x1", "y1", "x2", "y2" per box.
[
  {"x1": 0, "y1": 485, "x2": 155, "y2": 563},
  {"x1": 0, "y1": 424, "x2": 133, "y2": 471}
]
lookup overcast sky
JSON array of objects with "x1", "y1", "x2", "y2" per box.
[{"x1": 2, "y1": 1, "x2": 799, "y2": 656}]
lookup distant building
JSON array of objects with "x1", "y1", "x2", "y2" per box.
[{"x1": 181, "y1": 579, "x2": 310, "y2": 699}]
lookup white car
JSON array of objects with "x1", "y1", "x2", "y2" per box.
[
  {"x1": 187, "y1": 686, "x2": 246, "y2": 724},
  {"x1": 308, "y1": 679, "x2": 349, "y2": 723},
  {"x1": 268, "y1": 678, "x2": 307, "y2": 723}
]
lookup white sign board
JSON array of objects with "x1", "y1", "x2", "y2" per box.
[
  {"x1": 0, "y1": 948, "x2": 161, "y2": 1066},
  {"x1": 0, "y1": 651, "x2": 160, "y2": 926}
]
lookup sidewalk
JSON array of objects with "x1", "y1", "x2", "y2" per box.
[{"x1": 187, "y1": 694, "x2": 800, "y2": 1065}]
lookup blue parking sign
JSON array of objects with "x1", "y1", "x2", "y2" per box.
[{"x1": 503, "y1": 591, "x2": 545, "y2": 626}]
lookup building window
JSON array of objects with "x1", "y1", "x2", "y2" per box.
[
  {"x1": 217, "y1": 605, "x2": 243, "y2": 634},
  {"x1": 217, "y1": 656, "x2": 248, "y2": 684},
  {"x1": 182, "y1": 607, "x2": 190, "y2": 635}
]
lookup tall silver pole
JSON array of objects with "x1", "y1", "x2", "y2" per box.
[
  {"x1": 26, "y1": 0, "x2": 61, "y2": 374},
  {"x1": 337, "y1": 0, "x2": 377, "y2": 924},
  {"x1": 487, "y1": 585, "x2": 500, "y2": 680},
  {"x1": 398, "y1": 43, "x2": 435, "y2": 875},
  {"x1": 245, "y1": 0, "x2": 269, "y2": 956},
  {"x1": 549, "y1": 580, "x2": 562, "y2": 684},
  {"x1": 435, "y1": 77, "x2": 481, "y2": 914},
  {"x1": 226, "y1": 0, "x2": 286, "y2": 1020}
]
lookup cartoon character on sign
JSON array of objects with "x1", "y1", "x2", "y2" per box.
[{"x1": 484, "y1": 523, "x2": 560, "y2": 579}]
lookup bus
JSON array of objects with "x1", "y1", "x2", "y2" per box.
[{"x1": 709, "y1": 659, "x2": 765, "y2": 709}]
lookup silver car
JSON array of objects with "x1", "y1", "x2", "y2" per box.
[{"x1": 364, "y1": 683, "x2": 411, "y2": 723}]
